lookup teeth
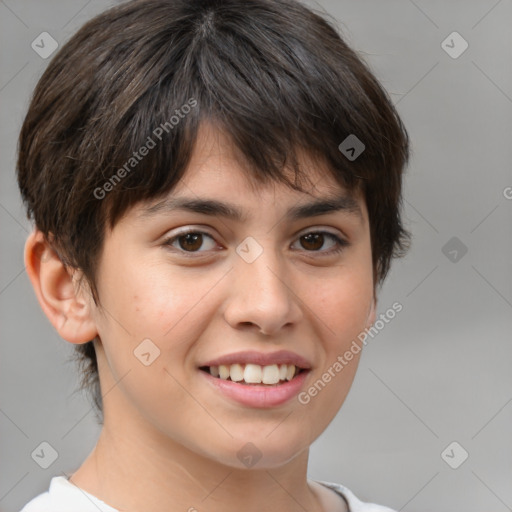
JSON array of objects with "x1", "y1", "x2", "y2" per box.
[
  {"x1": 244, "y1": 364, "x2": 262, "y2": 383},
  {"x1": 230, "y1": 363, "x2": 244, "y2": 382},
  {"x1": 262, "y1": 364, "x2": 280, "y2": 384},
  {"x1": 210, "y1": 364, "x2": 298, "y2": 384},
  {"x1": 219, "y1": 365, "x2": 230, "y2": 380}
]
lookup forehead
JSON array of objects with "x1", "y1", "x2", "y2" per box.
[
  {"x1": 136, "y1": 122, "x2": 367, "y2": 223},
  {"x1": 181, "y1": 122, "x2": 344, "y2": 191}
]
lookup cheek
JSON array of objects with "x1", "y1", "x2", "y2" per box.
[
  {"x1": 93, "y1": 264, "x2": 221, "y2": 426},
  {"x1": 297, "y1": 274, "x2": 372, "y2": 431},
  {"x1": 136, "y1": 272, "x2": 224, "y2": 340},
  {"x1": 312, "y1": 267, "x2": 374, "y2": 340},
  {"x1": 100, "y1": 257, "x2": 219, "y2": 341}
]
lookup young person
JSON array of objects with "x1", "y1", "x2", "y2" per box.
[{"x1": 17, "y1": 0, "x2": 410, "y2": 510}]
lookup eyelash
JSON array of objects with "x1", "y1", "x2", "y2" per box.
[{"x1": 162, "y1": 229, "x2": 349, "y2": 257}]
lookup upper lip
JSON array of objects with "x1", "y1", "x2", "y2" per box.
[{"x1": 200, "y1": 350, "x2": 312, "y2": 370}]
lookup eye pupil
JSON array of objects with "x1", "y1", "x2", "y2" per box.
[
  {"x1": 180, "y1": 233, "x2": 203, "y2": 251},
  {"x1": 301, "y1": 233, "x2": 323, "y2": 251}
]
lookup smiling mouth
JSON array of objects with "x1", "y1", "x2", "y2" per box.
[{"x1": 199, "y1": 363, "x2": 305, "y2": 386}]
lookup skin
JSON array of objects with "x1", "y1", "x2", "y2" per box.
[{"x1": 25, "y1": 123, "x2": 377, "y2": 512}]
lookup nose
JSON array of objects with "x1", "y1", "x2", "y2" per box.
[{"x1": 223, "y1": 247, "x2": 303, "y2": 336}]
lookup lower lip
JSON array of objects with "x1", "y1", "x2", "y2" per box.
[{"x1": 200, "y1": 369, "x2": 310, "y2": 408}]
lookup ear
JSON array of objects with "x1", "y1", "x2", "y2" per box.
[
  {"x1": 24, "y1": 229, "x2": 98, "y2": 344},
  {"x1": 365, "y1": 295, "x2": 377, "y2": 328}
]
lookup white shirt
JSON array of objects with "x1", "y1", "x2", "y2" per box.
[{"x1": 20, "y1": 476, "x2": 397, "y2": 512}]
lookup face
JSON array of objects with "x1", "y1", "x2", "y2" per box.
[{"x1": 86, "y1": 123, "x2": 376, "y2": 469}]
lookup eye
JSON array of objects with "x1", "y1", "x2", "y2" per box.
[
  {"x1": 163, "y1": 229, "x2": 348, "y2": 257},
  {"x1": 163, "y1": 229, "x2": 218, "y2": 254},
  {"x1": 292, "y1": 231, "x2": 349, "y2": 255}
]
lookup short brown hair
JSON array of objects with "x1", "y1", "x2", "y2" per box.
[{"x1": 17, "y1": 0, "x2": 410, "y2": 422}]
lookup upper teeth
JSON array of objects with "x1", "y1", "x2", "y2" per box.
[{"x1": 209, "y1": 364, "x2": 297, "y2": 384}]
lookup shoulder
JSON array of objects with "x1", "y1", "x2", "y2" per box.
[
  {"x1": 316, "y1": 480, "x2": 397, "y2": 512},
  {"x1": 19, "y1": 485, "x2": 51, "y2": 512},
  {"x1": 19, "y1": 476, "x2": 119, "y2": 512}
]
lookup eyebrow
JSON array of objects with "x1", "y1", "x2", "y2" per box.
[{"x1": 139, "y1": 194, "x2": 363, "y2": 223}]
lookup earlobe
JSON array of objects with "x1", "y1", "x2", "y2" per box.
[{"x1": 24, "y1": 229, "x2": 98, "y2": 344}]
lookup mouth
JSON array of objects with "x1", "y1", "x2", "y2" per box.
[
  {"x1": 197, "y1": 350, "x2": 312, "y2": 406},
  {"x1": 199, "y1": 363, "x2": 307, "y2": 386}
]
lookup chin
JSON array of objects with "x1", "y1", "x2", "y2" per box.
[{"x1": 204, "y1": 431, "x2": 312, "y2": 471}]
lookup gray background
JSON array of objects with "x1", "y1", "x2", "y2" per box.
[{"x1": 1, "y1": 1, "x2": 511, "y2": 511}]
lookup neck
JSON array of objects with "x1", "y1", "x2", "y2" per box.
[{"x1": 70, "y1": 414, "x2": 323, "y2": 512}]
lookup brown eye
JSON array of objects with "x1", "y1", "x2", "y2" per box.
[
  {"x1": 178, "y1": 233, "x2": 203, "y2": 251},
  {"x1": 293, "y1": 231, "x2": 348, "y2": 255},
  {"x1": 164, "y1": 230, "x2": 217, "y2": 253},
  {"x1": 300, "y1": 233, "x2": 324, "y2": 251}
]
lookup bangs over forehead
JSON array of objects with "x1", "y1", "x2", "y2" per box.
[{"x1": 95, "y1": 0, "x2": 385, "y2": 222}]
